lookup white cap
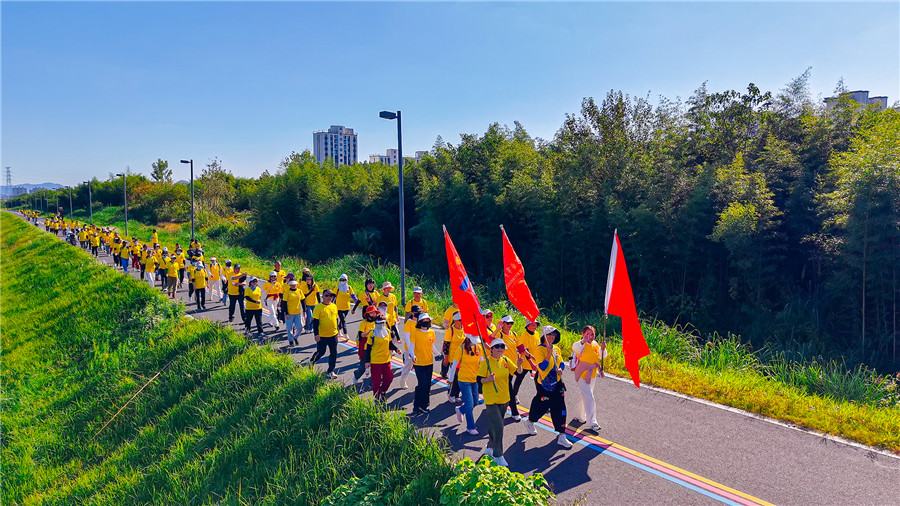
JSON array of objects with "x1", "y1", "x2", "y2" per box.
[
  {"x1": 418, "y1": 312, "x2": 431, "y2": 321},
  {"x1": 288, "y1": 280, "x2": 299, "y2": 286},
  {"x1": 481, "y1": 308, "x2": 493, "y2": 316},
  {"x1": 412, "y1": 286, "x2": 423, "y2": 293},
  {"x1": 489, "y1": 338, "x2": 507, "y2": 348},
  {"x1": 500, "y1": 315, "x2": 515, "y2": 324},
  {"x1": 339, "y1": 273, "x2": 348, "y2": 280},
  {"x1": 269, "y1": 271, "x2": 277, "y2": 277},
  {"x1": 466, "y1": 334, "x2": 481, "y2": 345},
  {"x1": 541, "y1": 325, "x2": 559, "y2": 337},
  {"x1": 452, "y1": 311, "x2": 462, "y2": 321}
]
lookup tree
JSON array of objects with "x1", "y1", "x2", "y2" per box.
[{"x1": 151, "y1": 159, "x2": 172, "y2": 182}]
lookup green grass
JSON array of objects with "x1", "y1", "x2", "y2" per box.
[
  {"x1": 38, "y1": 208, "x2": 900, "y2": 452},
  {"x1": 0, "y1": 212, "x2": 455, "y2": 505}
]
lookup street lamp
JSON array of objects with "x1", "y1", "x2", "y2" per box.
[
  {"x1": 379, "y1": 109, "x2": 406, "y2": 307},
  {"x1": 180, "y1": 159, "x2": 195, "y2": 241},
  {"x1": 66, "y1": 185, "x2": 73, "y2": 221},
  {"x1": 116, "y1": 172, "x2": 128, "y2": 236},
  {"x1": 83, "y1": 180, "x2": 93, "y2": 225}
]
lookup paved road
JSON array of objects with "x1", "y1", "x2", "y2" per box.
[{"x1": 21, "y1": 213, "x2": 900, "y2": 505}]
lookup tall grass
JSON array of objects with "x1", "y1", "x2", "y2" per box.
[{"x1": 1, "y1": 213, "x2": 454, "y2": 505}]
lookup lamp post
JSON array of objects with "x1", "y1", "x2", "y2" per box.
[
  {"x1": 180, "y1": 159, "x2": 194, "y2": 241},
  {"x1": 67, "y1": 185, "x2": 73, "y2": 221},
  {"x1": 116, "y1": 172, "x2": 128, "y2": 236},
  {"x1": 379, "y1": 109, "x2": 406, "y2": 307},
  {"x1": 84, "y1": 181, "x2": 93, "y2": 225}
]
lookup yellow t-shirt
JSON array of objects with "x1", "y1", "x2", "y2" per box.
[
  {"x1": 228, "y1": 272, "x2": 244, "y2": 296},
  {"x1": 333, "y1": 285, "x2": 355, "y2": 311},
  {"x1": 273, "y1": 269, "x2": 286, "y2": 284},
  {"x1": 367, "y1": 328, "x2": 393, "y2": 365},
  {"x1": 145, "y1": 255, "x2": 158, "y2": 273},
  {"x1": 167, "y1": 259, "x2": 179, "y2": 277},
  {"x1": 516, "y1": 330, "x2": 540, "y2": 371},
  {"x1": 90, "y1": 234, "x2": 100, "y2": 247},
  {"x1": 572, "y1": 341, "x2": 602, "y2": 380},
  {"x1": 405, "y1": 297, "x2": 429, "y2": 314},
  {"x1": 173, "y1": 253, "x2": 185, "y2": 270},
  {"x1": 244, "y1": 286, "x2": 262, "y2": 310},
  {"x1": 284, "y1": 289, "x2": 303, "y2": 315},
  {"x1": 452, "y1": 343, "x2": 483, "y2": 383},
  {"x1": 263, "y1": 280, "x2": 283, "y2": 299},
  {"x1": 192, "y1": 269, "x2": 208, "y2": 289},
  {"x1": 151, "y1": 232, "x2": 159, "y2": 244},
  {"x1": 375, "y1": 292, "x2": 398, "y2": 321},
  {"x1": 442, "y1": 306, "x2": 458, "y2": 326},
  {"x1": 186, "y1": 264, "x2": 196, "y2": 281},
  {"x1": 302, "y1": 282, "x2": 320, "y2": 306},
  {"x1": 499, "y1": 331, "x2": 518, "y2": 363},
  {"x1": 78, "y1": 230, "x2": 87, "y2": 241},
  {"x1": 402, "y1": 319, "x2": 417, "y2": 350},
  {"x1": 535, "y1": 344, "x2": 563, "y2": 385},
  {"x1": 313, "y1": 302, "x2": 339, "y2": 338},
  {"x1": 208, "y1": 263, "x2": 222, "y2": 281},
  {"x1": 478, "y1": 356, "x2": 516, "y2": 405},
  {"x1": 359, "y1": 319, "x2": 375, "y2": 338},
  {"x1": 410, "y1": 328, "x2": 435, "y2": 366}
]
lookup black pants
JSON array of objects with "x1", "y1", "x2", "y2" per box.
[
  {"x1": 229, "y1": 293, "x2": 245, "y2": 321},
  {"x1": 91, "y1": 246, "x2": 98, "y2": 256},
  {"x1": 195, "y1": 287, "x2": 206, "y2": 309},
  {"x1": 440, "y1": 341, "x2": 451, "y2": 378},
  {"x1": 337, "y1": 310, "x2": 349, "y2": 334},
  {"x1": 528, "y1": 381, "x2": 567, "y2": 433},
  {"x1": 244, "y1": 308, "x2": 263, "y2": 334},
  {"x1": 279, "y1": 301, "x2": 287, "y2": 323},
  {"x1": 188, "y1": 282, "x2": 194, "y2": 298},
  {"x1": 158, "y1": 269, "x2": 167, "y2": 287},
  {"x1": 178, "y1": 268, "x2": 185, "y2": 283},
  {"x1": 310, "y1": 335, "x2": 338, "y2": 373},
  {"x1": 450, "y1": 373, "x2": 460, "y2": 399},
  {"x1": 414, "y1": 363, "x2": 433, "y2": 410},
  {"x1": 508, "y1": 369, "x2": 529, "y2": 417}
]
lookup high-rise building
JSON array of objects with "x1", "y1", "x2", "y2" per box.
[{"x1": 313, "y1": 125, "x2": 358, "y2": 166}]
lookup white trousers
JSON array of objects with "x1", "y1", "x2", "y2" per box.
[
  {"x1": 145, "y1": 271, "x2": 154, "y2": 285},
  {"x1": 265, "y1": 298, "x2": 280, "y2": 328},
  {"x1": 399, "y1": 352, "x2": 415, "y2": 384},
  {"x1": 571, "y1": 377, "x2": 598, "y2": 425}
]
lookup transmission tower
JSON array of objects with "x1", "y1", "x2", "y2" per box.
[{"x1": 3, "y1": 167, "x2": 11, "y2": 200}]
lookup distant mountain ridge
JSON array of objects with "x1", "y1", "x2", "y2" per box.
[{"x1": 3, "y1": 182, "x2": 64, "y2": 192}]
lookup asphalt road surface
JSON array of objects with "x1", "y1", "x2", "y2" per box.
[{"x1": 22, "y1": 213, "x2": 900, "y2": 505}]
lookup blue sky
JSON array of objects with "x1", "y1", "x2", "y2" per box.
[{"x1": 2, "y1": 1, "x2": 898, "y2": 184}]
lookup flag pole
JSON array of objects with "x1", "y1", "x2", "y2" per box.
[
  {"x1": 600, "y1": 314, "x2": 607, "y2": 378},
  {"x1": 473, "y1": 312, "x2": 499, "y2": 393}
]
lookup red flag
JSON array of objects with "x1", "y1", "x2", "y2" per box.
[
  {"x1": 444, "y1": 226, "x2": 489, "y2": 337},
  {"x1": 501, "y1": 226, "x2": 539, "y2": 323},
  {"x1": 604, "y1": 230, "x2": 650, "y2": 387}
]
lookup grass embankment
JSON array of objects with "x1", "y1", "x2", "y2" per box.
[
  {"x1": 55, "y1": 206, "x2": 900, "y2": 452},
  {"x1": 0, "y1": 213, "x2": 454, "y2": 505}
]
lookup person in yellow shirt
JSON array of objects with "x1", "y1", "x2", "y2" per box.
[
  {"x1": 165, "y1": 254, "x2": 179, "y2": 298},
  {"x1": 448, "y1": 334, "x2": 484, "y2": 434},
  {"x1": 404, "y1": 286, "x2": 429, "y2": 316},
  {"x1": 144, "y1": 248, "x2": 159, "y2": 286},
  {"x1": 301, "y1": 272, "x2": 320, "y2": 333},
  {"x1": 333, "y1": 274, "x2": 358, "y2": 339},
  {"x1": 263, "y1": 271, "x2": 283, "y2": 331},
  {"x1": 445, "y1": 312, "x2": 466, "y2": 402},
  {"x1": 150, "y1": 229, "x2": 158, "y2": 246},
  {"x1": 191, "y1": 261, "x2": 209, "y2": 310},
  {"x1": 243, "y1": 277, "x2": 264, "y2": 337},
  {"x1": 522, "y1": 325, "x2": 573, "y2": 449},
  {"x1": 158, "y1": 247, "x2": 171, "y2": 288},
  {"x1": 221, "y1": 259, "x2": 232, "y2": 306},
  {"x1": 273, "y1": 261, "x2": 286, "y2": 284},
  {"x1": 478, "y1": 337, "x2": 523, "y2": 467},
  {"x1": 120, "y1": 241, "x2": 131, "y2": 272},
  {"x1": 89, "y1": 230, "x2": 101, "y2": 257},
  {"x1": 410, "y1": 313, "x2": 436, "y2": 414},
  {"x1": 570, "y1": 325, "x2": 606, "y2": 431},
  {"x1": 174, "y1": 248, "x2": 186, "y2": 288},
  {"x1": 495, "y1": 315, "x2": 526, "y2": 421},
  {"x1": 440, "y1": 303, "x2": 460, "y2": 378},
  {"x1": 399, "y1": 306, "x2": 423, "y2": 389},
  {"x1": 228, "y1": 264, "x2": 246, "y2": 323},
  {"x1": 307, "y1": 290, "x2": 339, "y2": 378},
  {"x1": 365, "y1": 315, "x2": 399, "y2": 402},
  {"x1": 283, "y1": 279, "x2": 303, "y2": 347},
  {"x1": 375, "y1": 281, "x2": 399, "y2": 340},
  {"x1": 353, "y1": 305, "x2": 378, "y2": 384}
]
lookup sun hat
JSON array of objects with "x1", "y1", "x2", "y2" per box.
[
  {"x1": 381, "y1": 281, "x2": 394, "y2": 290},
  {"x1": 541, "y1": 325, "x2": 559, "y2": 337},
  {"x1": 489, "y1": 338, "x2": 507, "y2": 348},
  {"x1": 418, "y1": 312, "x2": 431, "y2": 321},
  {"x1": 412, "y1": 286, "x2": 423, "y2": 293},
  {"x1": 500, "y1": 315, "x2": 515, "y2": 324},
  {"x1": 452, "y1": 311, "x2": 462, "y2": 321},
  {"x1": 481, "y1": 308, "x2": 494, "y2": 316},
  {"x1": 269, "y1": 271, "x2": 277, "y2": 277}
]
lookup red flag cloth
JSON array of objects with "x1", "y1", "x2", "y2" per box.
[
  {"x1": 604, "y1": 230, "x2": 650, "y2": 387},
  {"x1": 444, "y1": 226, "x2": 489, "y2": 337},
  {"x1": 502, "y1": 227, "x2": 540, "y2": 323}
]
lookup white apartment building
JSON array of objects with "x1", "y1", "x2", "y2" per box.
[
  {"x1": 368, "y1": 149, "x2": 429, "y2": 166},
  {"x1": 824, "y1": 90, "x2": 888, "y2": 111},
  {"x1": 313, "y1": 125, "x2": 358, "y2": 166}
]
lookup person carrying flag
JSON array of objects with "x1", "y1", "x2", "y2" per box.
[
  {"x1": 522, "y1": 325, "x2": 573, "y2": 449},
  {"x1": 478, "y1": 337, "x2": 523, "y2": 467}
]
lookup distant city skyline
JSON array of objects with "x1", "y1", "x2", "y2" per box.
[{"x1": 2, "y1": 2, "x2": 897, "y2": 185}]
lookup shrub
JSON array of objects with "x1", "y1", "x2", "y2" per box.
[{"x1": 440, "y1": 457, "x2": 553, "y2": 506}]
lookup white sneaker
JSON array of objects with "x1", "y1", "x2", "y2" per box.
[
  {"x1": 483, "y1": 447, "x2": 494, "y2": 457},
  {"x1": 494, "y1": 455, "x2": 509, "y2": 467},
  {"x1": 401, "y1": 382, "x2": 409, "y2": 390},
  {"x1": 557, "y1": 433, "x2": 573, "y2": 449},
  {"x1": 590, "y1": 423, "x2": 602, "y2": 431},
  {"x1": 523, "y1": 419, "x2": 536, "y2": 435},
  {"x1": 510, "y1": 415, "x2": 521, "y2": 422}
]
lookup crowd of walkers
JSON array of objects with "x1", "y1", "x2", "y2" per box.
[{"x1": 34, "y1": 212, "x2": 609, "y2": 468}]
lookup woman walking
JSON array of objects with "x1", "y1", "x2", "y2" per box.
[
  {"x1": 307, "y1": 289, "x2": 340, "y2": 378},
  {"x1": 301, "y1": 272, "x2": 320, "y2": 334},
  {"x1": 192, "y1": 261, "x2": 210, "y2": 310},
  {"x1": 478, "y1": 337, "x2": 523, "y2": 467},
  {"x1": 365, "y1": 315, "x2": 398, "y2": 402},
  {"x1": 244, "y1": 277, "x2": 264, "y2": 337},
  {"x1": 283, "y1": 279, "x2": 303, "y2": 347},
  {"x1": 570, "y1": 325, "x2": 606, "y2": 431},
  {"x1": 263, "y1": 271, "x2": 283, "y2": 331},
  {"x1": 522, "y1": 325, "x2": 573, "y2": 448},
  {"x1": 448, "y1": 334, "x2": 484, "y2": 435},
  {"x1": 333, "y1": 274, "x2": 357, "y2": 339},
  {"x1": 410, "y1": 312, "x2": 436, "y2": 414}
]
